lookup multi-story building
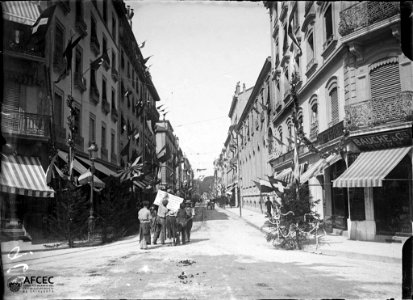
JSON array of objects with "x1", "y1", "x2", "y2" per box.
[
  {"x1": 264, "y1": 1, "x2": 412, "y2": 241},
  {"x1": 115, "y1": 1, "x2": 160, "y2": 198},
  {"x1": 237, "y1": 57, "x2": 273, "y2": 212},
  {"x1": 155, "y1": 119, "x2": 177, "y2": 191},
  {"x1": 1, "y1": 1, "x2": 56, "y2": 239}
]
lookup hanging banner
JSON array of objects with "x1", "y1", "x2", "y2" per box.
[{"x1": 153, "y1": 190, "x2": 184, "y2": 211}]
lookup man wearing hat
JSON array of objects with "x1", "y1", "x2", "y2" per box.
[{"x1": 184, "y1": 200, "x2": 195, "y2": 242}]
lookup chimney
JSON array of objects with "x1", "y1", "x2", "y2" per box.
[
  {"x1": 243, "y1": 83, "x2": 246, "y2": 93},
  {"x1": 235, "y1": 81, "x2": 240, "y2": 95}
]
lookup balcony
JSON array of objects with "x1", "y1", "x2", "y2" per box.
[
  {"x1": 111, "y1": 106, "x2": 118, "y2": 122},
  {"x1": 309, "y1": 120, "x2": 318, "y2": 141},
  {"x1": 101, "y1": 147, "x2": 108, "y2": 161},
  {"x1": 4, "y1": 40, "x2": 44, "y2": 61},
  {"x1": 111, "y1": 67, "x2": 119, "y2": 82},
  {"x1": 111, "y1": 152, "x2": 117, "y2": 164},
  {"x1": 90, "y1": 86, "x2": 100, "y2": 105},
  {"x1": 74, "y1": 72, "x2": 86, "y2": 92},
  {"x1": 338, "y1": 2, "x2": 400, "y2": 37},
  {"x1": 345, "y1": 91, "x2": 413, "y2": 131},
  {"x1": 74, "y1": 135, "x2": 84, "y2": 151},
  {"x1": 305, "y1": 57, "x2": 317, "y2": 78},
  {"x1": 90, "y1": 35, "x2": 100, "y2": 56},
  {"x1": 1, "y1": 111, "x2": 50, "y2": 139},
  {"x1": 102, "y1": 98, "x2": 110, "y2": 115},
  {"x1": 322, "y1": 35, "x2": 338, "y2": 59},
  {"x1": 75, "y1": 16, "x2": 87, "y2": 37}
]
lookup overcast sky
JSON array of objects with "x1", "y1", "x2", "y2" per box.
[{"x1": 127, "y1": 0, "x2": 270, "y2": 177}]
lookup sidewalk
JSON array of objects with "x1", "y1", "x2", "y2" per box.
[{"x1": 220, "y1": 206, "x2": 403, "y2": 264}]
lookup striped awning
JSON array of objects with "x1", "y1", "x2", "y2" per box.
[
  {"x1": 333, "y1": 146, "x2": 412, "y2": 188},
  {"x1": 274, "y1": 163, "x2": 307, "y2": 184},
  {"x1": 76, "y1": 156, "x2": 117, "y2": 176},
  {"x1": 0, "y1": 154, "x2": 55, "y2": 198},
  {"x1": 2, "y1": 1, "x2": 40, "y2": 26},
  {"x1": 301, "y1": 153, "x2": 342, "y2": 183}
]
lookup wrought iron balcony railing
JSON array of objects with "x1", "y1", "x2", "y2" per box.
[
  {"x1": 1, "y1": 111, "x2": 50, "y2": 138},
  {"x1": 345, "y1": 91, "x2": 413, "y2": 130},
  {"x1": 338, "y1": 2, "x2": 400, "y2": 37}
]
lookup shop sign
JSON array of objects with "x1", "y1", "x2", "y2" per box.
[
  {"x1": 352, "y1": 128, "x2": 412, "y2": 151},
  {"x1": 317, "y1": 121, "x2": 344, "y2": 145}
]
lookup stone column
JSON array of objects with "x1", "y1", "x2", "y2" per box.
[{"x1": 364, "y1": 187, "x2": 376, "y2": 240}]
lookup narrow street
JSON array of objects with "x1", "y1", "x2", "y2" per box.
[{"x1": 3, "y1": 206, "x2": 401, "y2": 299}]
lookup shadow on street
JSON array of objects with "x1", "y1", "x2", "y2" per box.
[{"x1": 204, "y1": 209, "x2": 229, "y2": 221}]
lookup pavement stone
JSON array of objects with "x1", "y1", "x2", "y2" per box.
[{"x1": 219, "y1": 206, "x2": 403, "y2": 264}]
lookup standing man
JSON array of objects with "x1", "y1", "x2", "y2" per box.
[
  {"x1": 185, "y1": 200, "x2": 195, "y2": 242},
  {"x1": 166, "y1": 208, "x2": 177, "y2": 246},
  {"x1": 153, "y1": 198, "x2": 169, "y2": 245},
  {"x1": 138, "y1": 201, "x2": 152, "y2": 250},
  {"x1": 265, "y1": 196, "x2": 273, "y2": 218}
]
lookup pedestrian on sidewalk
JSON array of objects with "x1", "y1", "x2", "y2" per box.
[
  {"x1": 265, "y1": 196, "x2": 273, "y2": 218},
  {"x1": 149, "y1": 205, "x2": 157, "y2": 235},
  {"x1": 138, "y1": 201, "x2": 152, "y2": 250},
  {"x1": 185, "y1": 200, "x2": 195, "y2": 242},
  {"x1": 153, "y1": 198, "x2": 169, "y2": 245},
  {"x1": 166, "y1": 209, "x2": 177, "y2": 246},
  {"x1": 176, "y1": 202, "x2": 188, "y2": 245}
]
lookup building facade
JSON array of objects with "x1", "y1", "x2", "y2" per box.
[{"x1": 264, "y1": 1, "x2": 412, "y2": 241}]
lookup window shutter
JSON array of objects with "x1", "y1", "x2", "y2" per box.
[
  {"x1": 330, "y1": 88, "x2": 339, "y2": 125},
  {"x1": 370, "y1": 61, "x2": 401, "y2": 99},
  {"x1": 3, "y1": 80, "x2": 20, "y2": 111}
]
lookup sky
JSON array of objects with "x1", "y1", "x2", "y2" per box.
[{"x1": 127, "y1": 0, "x2": 270, "y2": 178}]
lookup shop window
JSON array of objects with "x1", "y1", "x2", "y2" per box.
[{"x1": 348, "y1": 188, "x2": 365, "y2": 221}]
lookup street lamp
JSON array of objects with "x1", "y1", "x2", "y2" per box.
[{"x1": 87, "y1": 141, "x2": 98, "y2": 241}]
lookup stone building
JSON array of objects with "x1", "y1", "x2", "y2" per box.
[{"x1": 264, "y1": 1, "x2": 412, "y2": 241}]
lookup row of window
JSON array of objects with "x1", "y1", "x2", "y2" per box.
[{"x1": 88, "y1": 113, "x2": 116, "y2": 155}]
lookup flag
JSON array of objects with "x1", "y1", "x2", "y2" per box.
[
  {"x1": 91, "y1": 55, "x2": 104, "y2": 70},
  {"x1": 124, "y1": 90, "x2": 132, "y2": 98},
  {"x1": 267, "y1": 176, "x2": 288, "y2": 193},
  {"x1": 147, "y1": 120, "x2": 154, "y2": 135},
  {"x1": 120, "y1": 139, "x2": 130, "y2": 157},
  {"x1": 134, "y1": 131, "x2": 140, "y2": 140},
  {"x1": 32, "y1": 5, "x2": 56, "y2": 35},
  {"x1": 55, "y1": 35, "x2": 82, "y2": 83},
  {"x1": 45, "y1": 154, "x2": 58, "y2": 184},
  {"x1": 157, "y1": 104, "x2": 164, "y2": 110},
  {"x1": 143, "y1": 55, "x2": 152, "y2": 65},
  {"x1": 287, "y1": 9, "x2": 302, "y2": 54},
  {"x1": 139, "y1": 41, "x2": 146, "y2": 48}
]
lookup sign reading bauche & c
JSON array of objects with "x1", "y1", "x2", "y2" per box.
[{"x1": 352, "y1": 128, "x2": 412, "y2": 151}]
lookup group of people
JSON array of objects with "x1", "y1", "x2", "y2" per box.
[{"x1": 137, "y1": 198, "x2": 195, "y2": 250}]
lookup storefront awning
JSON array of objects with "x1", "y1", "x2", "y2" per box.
[
  {"x1": 76, "y1": 156, "x2": 117, "y2": 176},
  {"x1": 2, "y1": 1, "x2": 40, "y2": 26},
  {"x1": 273, "y1": 163, "x2": 307, "y2": 184},
  {"x1": 301, "y1": 153, "x2": 342, "y2": 183},
  {"x1": 333, "y1": 146, "x2": 412, "y2": 188},
  {"x1": 57, "y1": 151, "x2": 88, "y2": 175},
  {"x1": 0, "y1": 154, "x2": 54, "y2": 198}
]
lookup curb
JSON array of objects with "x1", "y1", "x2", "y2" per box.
[{"x1": 220, "y1": 207, "x2": 402, "y2": 264}]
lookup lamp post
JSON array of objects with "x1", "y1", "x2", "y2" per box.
[{"x1": 87, "y1": 142, "x2": 98, "y2": 241}]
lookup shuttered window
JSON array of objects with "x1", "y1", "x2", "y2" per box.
[
  {"x1": 3, "y1": 80, "x2": 20, "y2": 112},
  {"x1": 370, "y1": 61, "x2": 401, "y2": 99},
  {"x1": 330, "y1": 87, "x2": 339, "y2": 125}
]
